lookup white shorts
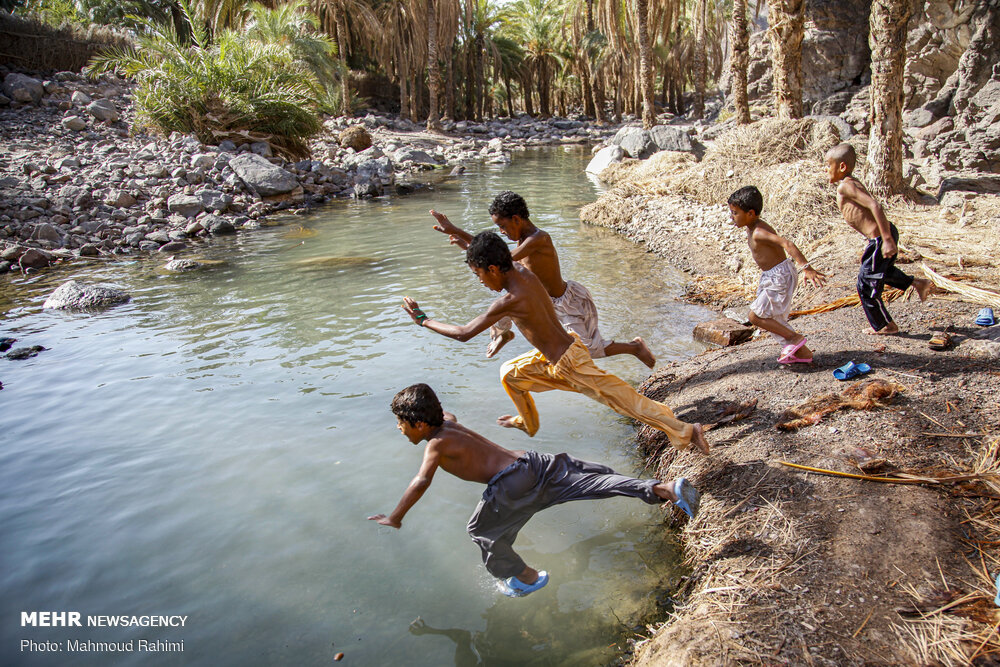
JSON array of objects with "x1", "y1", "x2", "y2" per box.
[{"x1": 750, "y1": 258, "x2": 797, "y2": 342}]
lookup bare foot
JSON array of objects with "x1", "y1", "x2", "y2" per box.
[
  {"x1": 486, "y1": 330, "x2": 514, "y2": 358},
  {"x1": 497, "y1": 415, "x2": 528, "y2": 432},
  {"x1": 633, "y1": 337, "x2": 656, "y2": 369},
  {"x1": 690, "y1": 423, "x2": 710, "y2": 455},
  {"x1": 913, "y1": 278, "x2": 932, "y2": 302},
  {"x1": 867, "y1": 322, "x2": 899, "y2": 335}
]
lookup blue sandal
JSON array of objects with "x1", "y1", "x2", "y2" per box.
[
  {"x1": 976, "y1": 307, "x2": 996, "y2": 327},
  {"x1": 833, "y1": 361, "x2": 871, "y2": 380},
  {"x1": 672, "y1": 478, "x2": 701, "y2": 519},
  {"x1": 498, "y1": 571, "x2": 549, "y2": 597}
]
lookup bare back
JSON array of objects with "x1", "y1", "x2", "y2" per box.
[
  {"x1": 513, "y1": 229, "x2": 567, "y2": 299},
  {"x1": 493, "y1": 263, "x2": 574, "y2": 361},
  {"x1": 836, "y1": 176, "x2": 881, "y2": 239},
  {"x1": 430, "y1": 421, "x2": 523, "y2": 484}
]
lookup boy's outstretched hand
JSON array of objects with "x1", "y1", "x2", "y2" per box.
[
  {"x1": 803, "y1": 266, "x2": 827, "y2": 288},
  {"x1": 402, "y1": 296, "x2": 427, "y2": 325},
  {"x1": 430, "y1": 210, "x2": 469, "y2": 249},
  {"x1": 368, "y1": 514, "x2": 401, "y2": 528}
]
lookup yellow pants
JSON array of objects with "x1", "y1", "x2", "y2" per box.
[{"x1": 499, "y1": 337, "x2": 694, "y2": 449}]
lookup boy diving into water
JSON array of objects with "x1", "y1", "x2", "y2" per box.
[
  {"x1": 402, "y1": 230, "x2": 709, "y2": 453},
  {"x1": 368, "y1": 383, "x2": 701, "y2": 597},
  {"x1": 429, "y1": 190, "x2": 655, "y2": 367}
]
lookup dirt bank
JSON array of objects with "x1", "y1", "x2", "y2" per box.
[{"x1": 582, "y1": 124, "x2": 1000, "y2": 665}]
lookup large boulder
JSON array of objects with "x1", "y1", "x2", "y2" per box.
[
  {"x1": 648, "y1": 125, "x2": 697, "y2": 153},
  {"x1": 612, "y1": 126, "x2": 656, "y2": 159},
  {"x1": 43, "y1": 281, "x2": 131, "y2": 310},
  {"x1": 585, "y1": 145, "x2": 625, "y2": 175},
  {"x1": 339, "y1": 125, "x2": 373, "y2": 152},
  {"x1": 229, "y1": 154, "x2": 299, "y2": 196},
  {"x1": 2, "y1": 73, "x2": 43, "y2": 104},
  {"x1": 393, "y1": 147, "x2": 438, "y2": 166}
]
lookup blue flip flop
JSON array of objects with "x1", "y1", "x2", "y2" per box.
[
  {"x1": 995, "y1": 572, "x2": 1000, "y2": 607},
  {"x1": 833, "y1": 361, "x2": 872, "y2": 381},
  {"x1": 976, "y1": 307, "x2": 996, "y2": 327},
  {"x1": 672, "y1": 477, "x2": 701, "y2": 519},
  {"x1": 498, "y1": 571, "x2": 549, "y2": 597}
]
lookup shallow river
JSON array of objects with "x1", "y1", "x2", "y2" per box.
[{"x1": 0, "y1": 146, "x2": 711, "y2": 666}]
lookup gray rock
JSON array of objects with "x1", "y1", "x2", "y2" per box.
[
  {"x1": 87, "y1": 99, "x2": 120, "y2": 122},
  {"x1": 145, "y1": 231, "x2": 170, "y2": 244},
  {"x1": 353, "y1": 180, "x2": 381, "y2": 198},
  {"x1": 229, "y1": 154, "x2": 298, "y2": 196},
  {"x1": 78, "y1": 244, "x2": 100, "y2": 257},
  {"x1": 194, "y1": 188, "x2": 230, "y2": 212},
  {"x1": 905, "y1": 108, "x2": 935, "y2": 128},
  {"x1": 3, "y1": 73, "x2": 44, "y2": 104},
  {"x1": 190, "y1": 153, "x2": 215, "y2": 169},
  {"x1": 167, "y1": 194, "x2": 206, "y2": 218},
  {"x1": 158, "y1": 241, "x2": 187, "y2": 253},
  {"x1": 54, "y1": 156, "x2": 81, "y2": 170},
  {"x1": 808, "y1": 114, "x2": 854, "y2": 140},
  {"x1": 612, "y1": 126, "x2": 656, "y2": 159},
  {"x1": 202, "y1": 215, "x2": 235, "y2": 235},
  {"x1": 106, "y1": 190, "x2": 137, "y2": 208},
  {"x1": 648, "y1": 125, "x2": 696, "y2": 153},
  {"x1": 71, "y1": 90, "x2": 92, "y2": 106},
  {"x1": 61, "y1": 116, "x2": 87, "y2": 131},
  {"x1": 164, "y1": 258, "x2": 204, "y2": 271},
  {"x1": 6, "y1": 345, "x2": 46, "y2": 360},
  {"x1": 811, "y1": 90, "x2": 853, "y2": 116},
  {"x1": 0, "y1": 93, "x2": 9, "y2": 107},
  {"x1": 19, "y1": 249, "x2": 51, "y2": 270},
  {"x1": 393, "y1": 148, "x2": 438, "y2": 165},
  {"x1": 585, "y1": 145, "x2": 625, "y2": 175},
  {"x1": 249, "y1": 142, "x2": 273, "y2": 157},
  {"x1": 31, "y1": 223, "x2": 63, "y2": 244},
  {"x1": 43, "y1": 280, "x2": 131, "y2": 310},
  {"x1": 218, "y1": 140, "x2": 238, "y2": 152}
]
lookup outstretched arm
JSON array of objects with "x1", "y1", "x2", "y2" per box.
[
  {"x1": 402, "y1": 296, "x2": 508, "y2": 342},
  {"x1": 368, "y1": 442, "x2": 441, "y2": 528},
  {"x1": 430, "y1": 210, "x2": 474, "y2": 250},
  {"x1": 755, "y1": 227, "x2": 827, "y2": 288},
  {"x1": 839, "y1": 180, "x2": 896, "y2": 258}
]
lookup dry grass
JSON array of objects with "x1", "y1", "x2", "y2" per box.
[{"x1": 601, "y1": 118, "x2": 844, "y2": 245}]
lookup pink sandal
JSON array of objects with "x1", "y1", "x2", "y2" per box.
[{"x1": 778, "y1": 338, "x2": 808, "y2": 363}]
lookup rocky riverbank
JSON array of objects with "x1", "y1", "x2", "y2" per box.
[
  {"x1": 0, "y1": 68, "x2": 623, "y2": 276},
  {"x1": 579, "y1": 120, "x2": 1000, "y2": 664}
]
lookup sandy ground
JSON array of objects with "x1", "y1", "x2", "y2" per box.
[{"x1": 589, "y1": 189, "x2": 1000, "y2": 665}]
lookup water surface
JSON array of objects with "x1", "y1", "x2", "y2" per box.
[{"x1": 1, "y1": 147, "x2": 710, "y2": 666}]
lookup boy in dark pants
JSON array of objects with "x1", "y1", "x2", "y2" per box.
[
  {"x1": 825, "y1": 143, "x2": 932, "y2": 334},
  {"x1": 369, "y1": 383, "x2": 701, "y2": 597}
]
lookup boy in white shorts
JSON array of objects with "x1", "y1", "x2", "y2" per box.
[{"x1": 728, "y1": 186, "x2": 826, "y2": 364}]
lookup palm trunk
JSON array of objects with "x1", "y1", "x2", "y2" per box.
[
  {"x1": 692, "y1": 0, "x2": 706, "y2": 119},
  {"x1": 336, "y1": 12, "x2": 351, "y2": 116},
  {"x1": 445, "y1": 43, "x2": 456, "y2": 120},
  {"x1": 731, "y1": 0, "x2": 751, "y2": 124},
  {"x1": 522, "y1": 71, "x2": 534, "y2": 116},
  {"x1": 768, "y1": 0, "x2": 805, "y2": 120},
  {"x1": 398, "y1": 56, "x2": 409, "y2": 119},
  {"x1": 637, "y1": 0, "x2": 655, "y2": 128},
  {"x1": 504, "y1": 76, "x2": 514, "y2": 116},
  {"x1": 426, "y1": 0, "x2": 441, "y2": 131},
  {"x1": 593, "y1": 68, "x2": 606, "y2": 123},
  {"x1": 868, "y1": 0, "x2": 912, "y2": 197}
]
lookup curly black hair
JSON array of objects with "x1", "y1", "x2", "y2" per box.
[
  {"x1": 488, "y1": 191, "x2": 529, "y2": 220},
  {"x1": 727, "y1": 185, "x2": 764, "y2": 216},
  {"x1": 466, "y1": 231, "x2": 514, "y2": 272},
  {"x1": 391, "y1": 384, "x2": 444, "y2": 427}
]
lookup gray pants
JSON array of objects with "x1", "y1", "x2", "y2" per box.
[{"x1": 466, "y1": 451, "x2": 661, "y2": 578}]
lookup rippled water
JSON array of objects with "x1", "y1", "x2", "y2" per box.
[{"x1": 0, "y1": 147, "x2": 711, "y2": 666}]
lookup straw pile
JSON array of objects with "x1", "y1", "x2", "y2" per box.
[{"x1": 609, "y1": 118, "x2": 844, "y2": 245}]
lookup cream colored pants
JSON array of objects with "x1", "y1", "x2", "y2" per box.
[{"x1": 499, "y1": 336, "x2": 693, "y2": 449}]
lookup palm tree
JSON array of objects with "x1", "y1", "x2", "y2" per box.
[
  {"x1": 767, "y1": 0, "x2": 804, "y2": 119},
  {"x1": 426, "y1": 0, "x2": 442, "y2": 129},
  {"x1": 730, "y1": 0, "x2": 751, "y2": 123},
  {"x1": 504, "y1": 0, "x2": 565, "y2": 118},
  {"x1": 310, "y1": 0, "x2": 377, "y2": 115},
  {"x1": 692, "y1": 0, "x2": 706, "y2": 118},
  {"x1": 868, "y1": 0, "x2": 912, "y2": 197},
  {"x1": 636, "y1": 0, "x2": 655, "y2": 128}
]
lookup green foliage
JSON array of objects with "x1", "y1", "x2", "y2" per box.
[
  {"x1": 86, "y1": 0, "x2": 326, "y2": 158},
  {"x1": 16, "y1": 0, "x2": 87, "y2": 27}
]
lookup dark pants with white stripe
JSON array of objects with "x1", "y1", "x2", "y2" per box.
[
  {"x1": 857, "y1": 224, "x2": 914, "y2": 332},
  {"x1": 467, "y1": 451, "x2": 661, "y2": 578}
]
